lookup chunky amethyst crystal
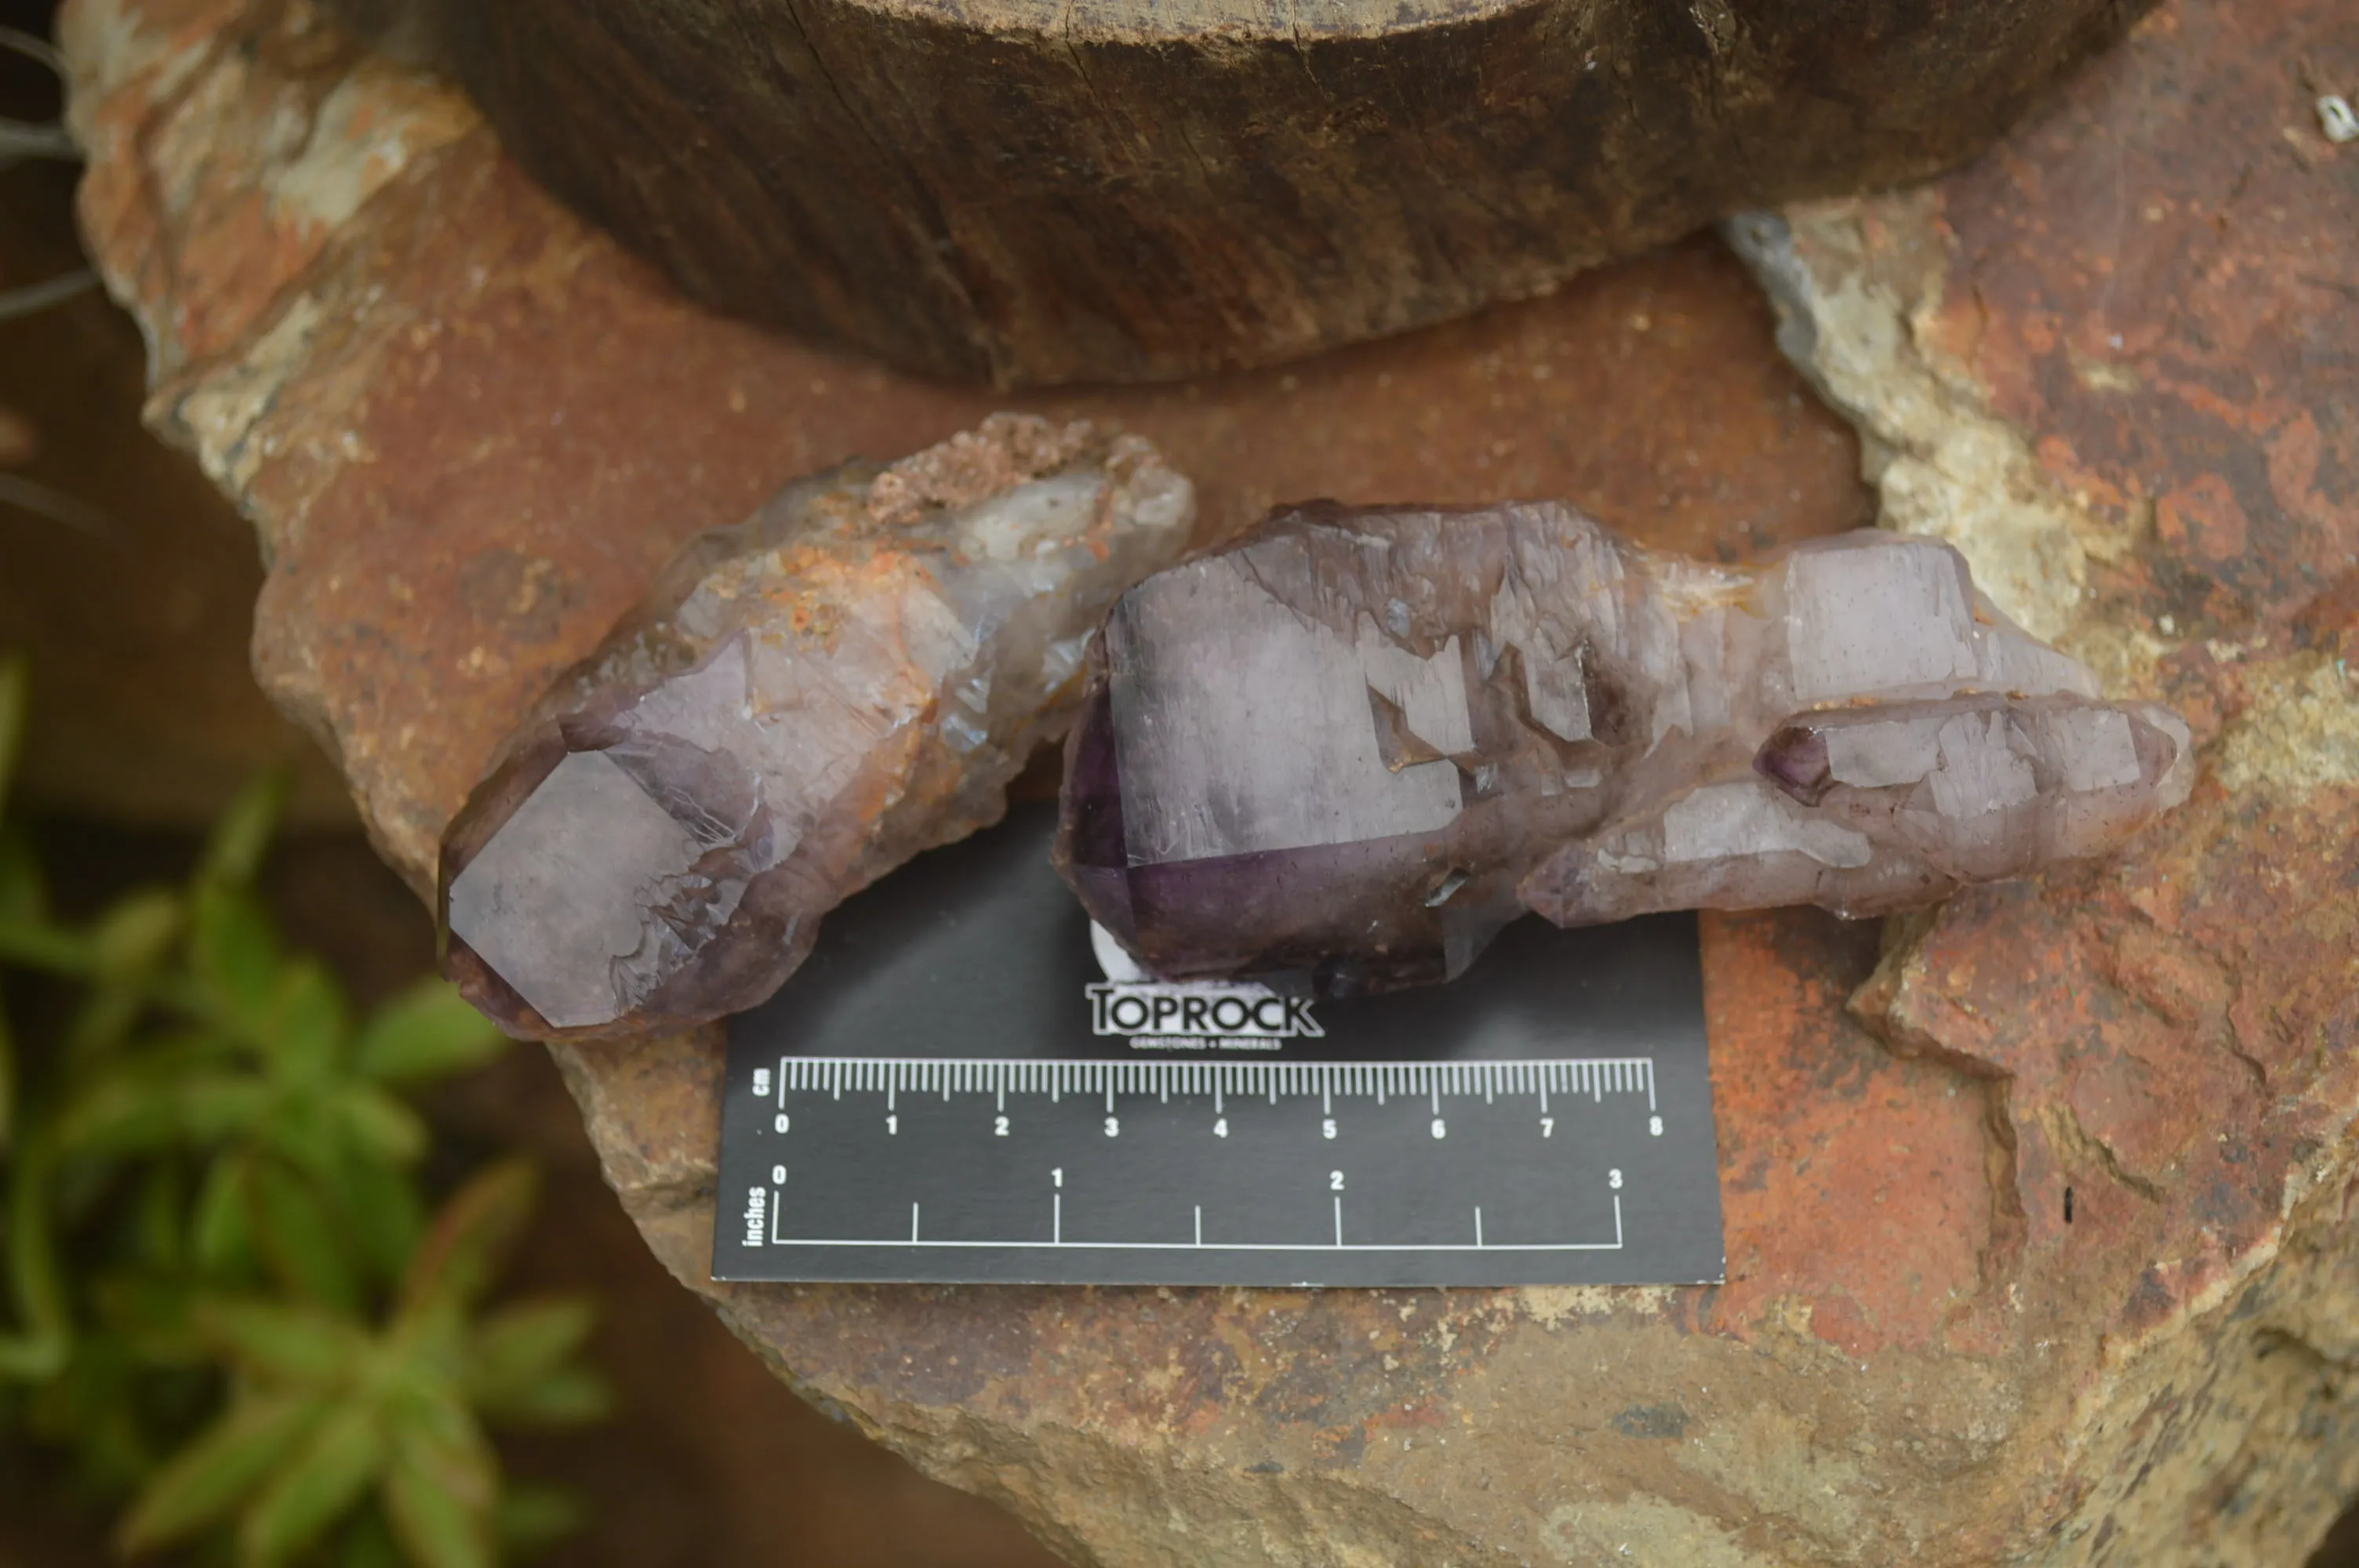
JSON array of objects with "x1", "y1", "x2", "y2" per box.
[
  {"x1": 440, "y1": 416, "x2": 1194, "y2": 1038},
  {"x1": 1056, "y1": 503, "x2": 2191, "y2": 994}
]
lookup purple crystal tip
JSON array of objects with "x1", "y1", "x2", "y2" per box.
[
  {"x1": 438, "y1": 416, "x2": 1194, "y2": 1039},
  {"x1": 1055, "y1": 502, "x2": 2193, "y2": 994}
]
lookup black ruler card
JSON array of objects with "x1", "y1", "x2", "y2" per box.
[{"x1": 714, "y1": 804, "x2": 1725, "y2": 1288}]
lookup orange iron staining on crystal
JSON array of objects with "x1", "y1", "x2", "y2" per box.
[{"x1": 438, "y1": 417, "x2": 1193, "y2": 1039}]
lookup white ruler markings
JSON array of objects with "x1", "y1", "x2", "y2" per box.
[
  {"x1": 772, "y1": 1055, "x2": 1657, "y2": 1106},
  {"x1": 769, "y1": 1195, "x2": 1624, "y2": 1254},
  {"x1": 761, "y1": 1056, "x2": 1648, "y2": 1257}
]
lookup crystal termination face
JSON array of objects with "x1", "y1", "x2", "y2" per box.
[
  {"x1": 440, "y1": 416, "x2": 1195, "y2": 1038},
  {"x1": 1055, "y1": 503, "x2": 2192, "y2": 996}
]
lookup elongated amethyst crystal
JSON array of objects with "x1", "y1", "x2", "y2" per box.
[
  {"x1": 1056, "y1": 503, "x2": 2191, "y2": 995},
  {"x1": 440, "y1": 416, "x2": 1194, "y2": 1038}
]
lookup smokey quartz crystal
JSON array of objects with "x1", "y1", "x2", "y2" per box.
[
  {"x1": 440, "y1": 416, "x2": 1194, "y2": 1038},
  {"x1": 1056, "y1": 502, "x2": 2192, "y2": 995}
]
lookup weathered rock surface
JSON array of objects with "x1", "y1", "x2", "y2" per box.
[
  {"x1": 1062, "y1": 509, "x2": 2188, "y2": 993},
  {"x1": 442, "y1": 416, "x2": 1192, "y2": 1039},
  {"x1": 60, "y1": 0, "x2": 2359, "y2": 1564}
]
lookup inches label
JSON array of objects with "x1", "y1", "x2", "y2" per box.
[{"x1": 713, "y1": 805, "x2": 1725, "y2": 1288}]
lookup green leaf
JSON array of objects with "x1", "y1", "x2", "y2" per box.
[
  {"x1": 176, "y1": 1074, "x2": 279, "y2": 1142},
  {"x1": 478, "y1": 1366, "x2": 612, "y2": 1428},
  {"x1": 25, "y1": 1330, "x2": 154, "y2": 1486},
  {"x1": 194, "y1": 1150, "x2": 258, "y2": 1278},
  {"x1": 188, "y1": 882, "x2": 280, "y2": 1027},
  {"x1": 236, "y1": 1399, "x2": 385, "y2": 1568},
  {"x1": 245, "y1": 1157, "x2": 364, "y2": 1312},
  {"x1": 383, "y1": 1465, "x2": 493, "y2": 1568},
  {"x1": 198, "y1": 772, "x2": 289, "y2": 892},
  {"x1": 58, "y1": 890, "x2": 183, "y2": 1062},
  {"x1": 0, "y1": 909, "x2": 88, "y2": 975},
  {"x1": 256, "y1": 1085, "x2": 346, "y2": 1174},
  {"x1": 64, "y1": 982, "x2": 144, "y2": 1062},
  {"x1": 267, "y1": 959, "x2": 351, "y2": 1080},
  {"x1": 381, "y1": 1409, "x2": 497, "y2": 1568},
  {"x1": 193, "y1": 1298, "x2": 367, "y2": 1387},
  {"x1": 329, "y1": 1085, "x2": 428, "y2": 1167},
  {"x1": 89, "y1": 887, "x2": 183, "y2": 979},
  {"x1": 398, "y1": 1160, "x2": 537, "y2": 1319},
  {"x1": 0, "y1": 1145, "x2": 69, "y2": 1380},
  {"x1": 463, "y1": 1298, "x2": 596, "y2": 1408},
  {"x1": 31, "y1": 1327, "x2": 165, "y2": 1488},
  {"x1": 339, "y1": 1506, "x2": 405, "y2": 1568},
  {"x1": 0, "y1": 824, "x2": 48, "y2": 926},
  {"x1": 45, "y1": 1064, "x2": 272, "y2": 1160},
  {"x1": 44, "y1": 1073, "x2": 179, "y2": 1156},
  {"x1": 495, "y1": 1484, "x2": 585, "y2": 1555},
  {"x1": 93, "y1": 1272, "x2": 205, "y2": 1365},
  {"x1": 0, "y1": 985, "x2": 13, "y2": 1156},
  {"x1": 353, "y1": 980, "x2": 506, "y2": 1087},
  {"x1": 116, "y1": 1392, "x2": 324, "y2": 1555},
  {"x1": 0, "y1": 652, "x2": 26, "y2": 813},
  {"x1": 322, "y1": 1148, "x2": 425, "y2": 1292},
  {"x1": 131, "y1": 1159, "x2": 187, "y2": 1272}
]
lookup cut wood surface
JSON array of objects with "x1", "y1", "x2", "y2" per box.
[{"x1": 328, "y1": 0, "x2": 2152, "y2": 385}]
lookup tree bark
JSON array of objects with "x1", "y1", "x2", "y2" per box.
[{"x1": 328, "y1": 0, "x2": 2154, "y2": 386}]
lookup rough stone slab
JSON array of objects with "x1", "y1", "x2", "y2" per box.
[
  {"x1": 58, "y1": 0, "x2": 2359, "y2": 1564},
  {"x1": 1718, "y1": 0, "x2": 2359, "y2": 1559}
]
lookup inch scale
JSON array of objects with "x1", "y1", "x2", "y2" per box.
[
  {"x1": 715, "y1": 808, "x2": 1725, "y2": 1288},
  {"x1": 744, "y1": 1058, "x2": 1660, "y2": 1281}
]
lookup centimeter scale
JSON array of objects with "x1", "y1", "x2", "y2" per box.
[{"x1": 714, "y1": 805, "x2": 1726, "y2": 1288}]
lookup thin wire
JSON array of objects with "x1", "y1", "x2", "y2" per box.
[
  {"x1": 0, "y1": 25, "x2": 62, "y2": 73},
  {"x1": 0, "y1": 473, "x2": 123, "y2": 546},
  {"x1": 0, "y1": 27, "x2": 77, "y2": 165},
  {"x1": 0, "y1": 27, "x2": 118, "y2": 551},
  {"x1": 0, "y1": 269, "x2": 95, "y2": 322}
]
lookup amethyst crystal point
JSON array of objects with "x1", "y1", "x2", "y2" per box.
[
  {"x1": 1053, "y1": 503, "x2": 2191, "y2": 994},
  {"x1": 440, "y1": 416, "x2": 1194, "y2": 1039}
]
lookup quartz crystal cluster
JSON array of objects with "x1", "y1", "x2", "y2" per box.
[
  {"x1": 1056, "y1": 503, "x2": 2192, "y2": 994},
  {"x1": 439, "y1": 416, "x2": 1194, "y2": 1038}
]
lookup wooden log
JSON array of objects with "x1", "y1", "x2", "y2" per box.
[{"x1": 325, "y1": 0, "x2": 2154, "y2": 386}]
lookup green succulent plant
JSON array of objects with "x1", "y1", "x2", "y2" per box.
[{"x1": 0, "y1": 653, "x2": 611, "y2": 1566}]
